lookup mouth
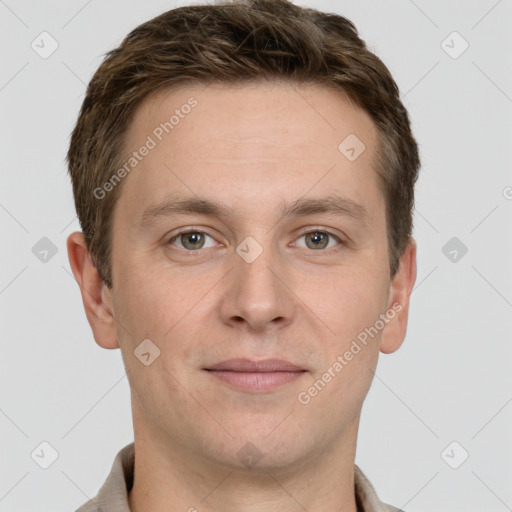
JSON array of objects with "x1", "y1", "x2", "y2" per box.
[{"x1": 204, "y1": 358, "x2": 307, "y2": 392}]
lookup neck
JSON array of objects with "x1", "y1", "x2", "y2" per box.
[{"x1": 128, "y1": 409, "x2": 361, "y2": 512}]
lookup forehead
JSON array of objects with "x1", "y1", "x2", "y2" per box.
[
  {"x1": 126, "y1": 80, "x2": 377, "y2": 153},
  {"x1": 116, "y1": 80, "x2": 381, "y2": 223}
]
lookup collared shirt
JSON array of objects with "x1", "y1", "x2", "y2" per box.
[{"x1": 75, "y1": 443, "x2": 404, "y2": 512}]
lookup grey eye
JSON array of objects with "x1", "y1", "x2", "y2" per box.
[
  {"x1": 170, "y1": 231, "x2": 217, "y2": 250},
  {"x1": 295, "y1": 231, "x2": 339, "y2": 250}
]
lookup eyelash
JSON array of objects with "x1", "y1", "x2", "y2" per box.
[{"x1": 167, "y1": 228, "x2": 345, "y2": 253}]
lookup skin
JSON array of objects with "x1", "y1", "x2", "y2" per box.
[{"x1": 67, "y1": 80, "x2": 416, "y2": 512}]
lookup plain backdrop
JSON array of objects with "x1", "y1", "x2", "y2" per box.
[{"x1": 0, "y1": 1, "x2": 511, "y2": 511}]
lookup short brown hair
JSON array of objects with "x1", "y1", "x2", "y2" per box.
[{"x1": 67, "y1": 0, "x2": 420, "y2": 289}]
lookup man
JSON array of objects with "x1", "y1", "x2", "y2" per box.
[{"x1": 66, "y1": 1, "x2": 419, "y2": 511}]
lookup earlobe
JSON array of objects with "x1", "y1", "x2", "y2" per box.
[
  {"x1": 66, "y1": 231, "x2": 120, "y2": 350},
  {"x1": 379, "y1": 238, "x2": 417, "y2": 354}
]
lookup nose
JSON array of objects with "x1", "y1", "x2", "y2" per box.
[{"x1": 219, "y1": 242, "x2": 295, "y2": 333}]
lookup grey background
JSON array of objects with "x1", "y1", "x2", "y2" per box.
[{"x1": 1, "y1": 0, "x2": 511, "y2": 511}]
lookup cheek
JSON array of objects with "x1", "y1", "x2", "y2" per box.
[
  {"x1": 114, "y1": 256, "x2": 193, "y2": 336},
  {"x1": 300, "y1": 313, "x2": 381, "y2": 421},
  {"x1": 303, "y1": 266, "x2": 389, "y2": 340},
  {"x1": 113, "y1": 259, "x2": 221, "y2": 377}
]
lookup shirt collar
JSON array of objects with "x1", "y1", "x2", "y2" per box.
[{"x1": 76, "y1": 442, "x2": 402, "y2": 512}]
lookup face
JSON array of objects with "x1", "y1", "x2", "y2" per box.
[{"x1": 79, "y1": 81, "x2": 415, "y2": 471}]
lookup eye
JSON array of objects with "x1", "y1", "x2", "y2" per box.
[
  {"x1": 293, "y1": 230, "x2": 342, "y2": 251},
  {"x1": 168, "y1": 230, "x2": 218, "y2": 251}
]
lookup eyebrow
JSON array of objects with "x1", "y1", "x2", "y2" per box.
[{"x1": 138, "y1": 193, "x2": 369, "y2": 228}]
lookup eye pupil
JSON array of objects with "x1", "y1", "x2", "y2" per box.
[
  {"x1": 306, "y1": 232, "x2": 329, "y2": 250},
  {"x1": 181, "y1": 232, "x2": 204, "y2": 250}
]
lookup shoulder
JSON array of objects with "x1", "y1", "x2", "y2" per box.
[
  {"x1": 354, "y1": 464, "x2": 406, "y2": 512},
  {"x1": 74, "y1": 442, "x2": 135, "y2": 512}
]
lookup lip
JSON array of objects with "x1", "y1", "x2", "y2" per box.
[
  {"x1": 205, "y1": 358, "x2": 306, "y2": 392},
  {"x1": 206, "y1": 358, "x2": 304, "y2": 372}
]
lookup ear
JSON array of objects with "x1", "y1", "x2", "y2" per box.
[
  {"x1": 379, "y1": 237, "x2": 417, "y2": 354},
  {"x1": 66, "y1": 231, "x2": 119, "y2": 349}
]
